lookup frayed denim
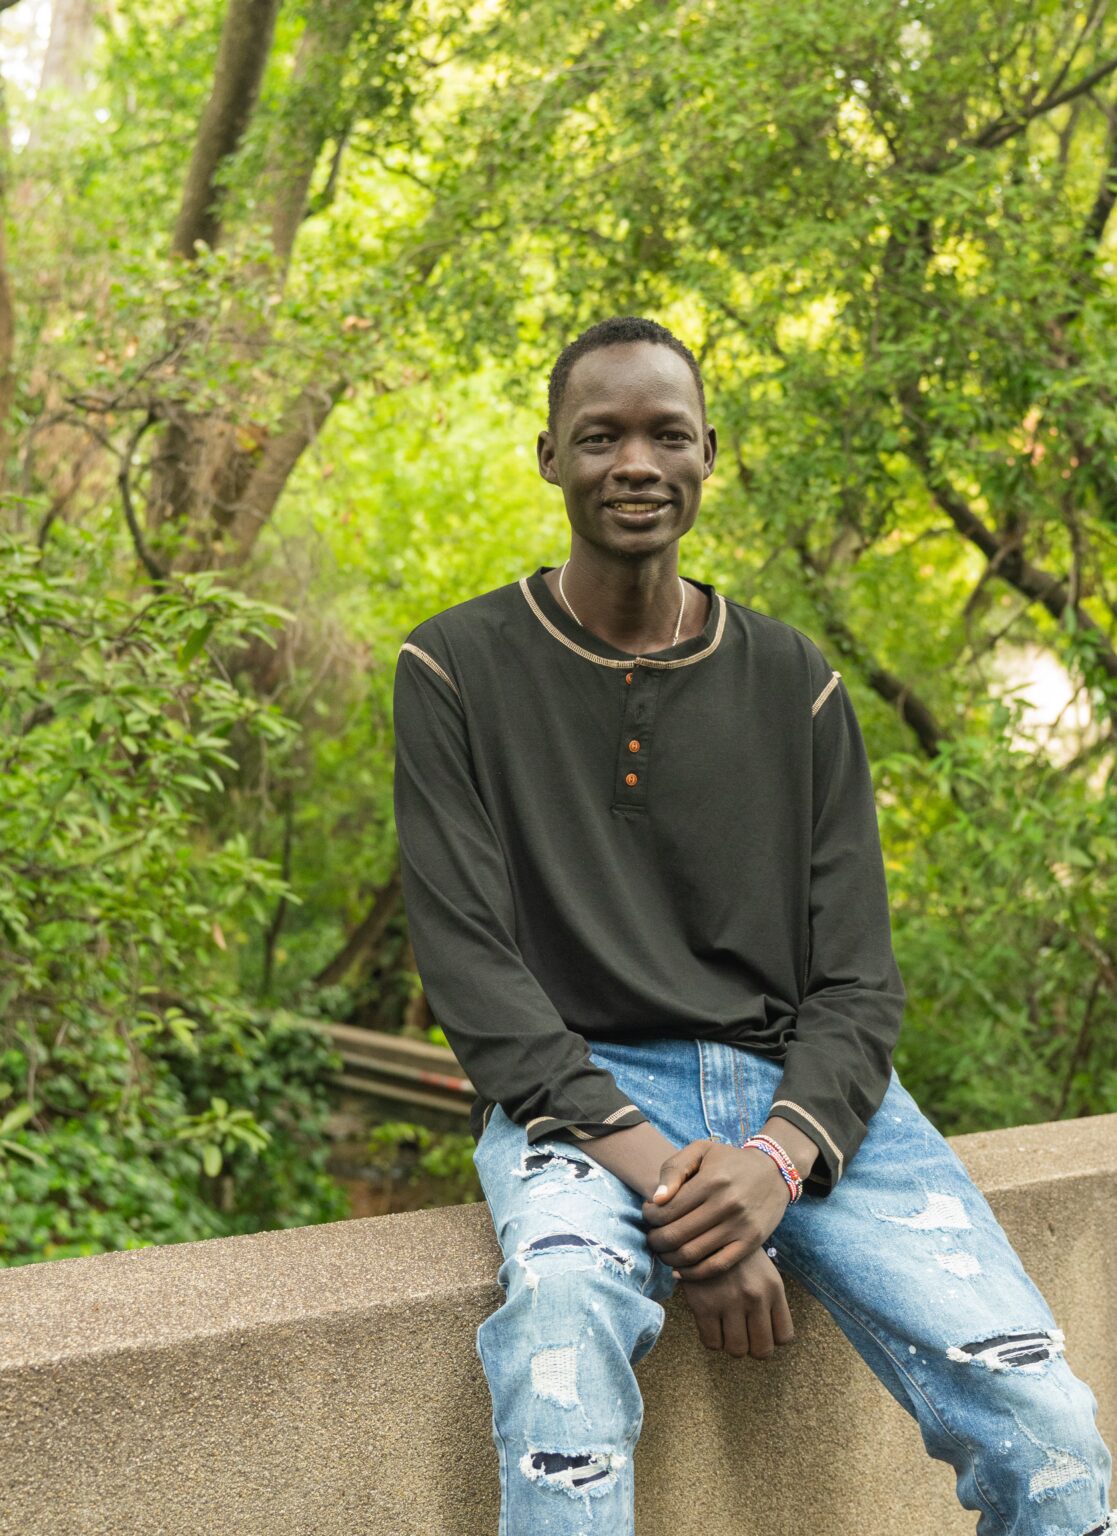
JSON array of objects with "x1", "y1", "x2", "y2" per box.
[{"x1": 473, "y1": 1037, "x2": 1113, "y2": 1535}]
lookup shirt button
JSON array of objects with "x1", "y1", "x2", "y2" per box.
[
  {"x1": 625, "y1": 772, "x2": 638, "y2": 787},
  {"x1": 624, "y1": 672, "x2": 633, "y2": 685},
  {"x1": 628, "y1": 739, "x2": 640, "y2": 753}
]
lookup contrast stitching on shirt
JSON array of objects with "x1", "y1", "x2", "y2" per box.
[
  {"x1": 399, "y1": 642, "x2": 462, "y2": 701},
  {"x1": 519, "y1": 577, "x2": 726, "y2": 670},
  {"x1": 811, "y1": 670, "x2": 842, "y2": 717},
  {"x1": 526, "y1": 1106, "x2": 641, "y2": 1140},
  {"x1": 769, "y1": 1098, "x2": 845, "y2": 1181}
]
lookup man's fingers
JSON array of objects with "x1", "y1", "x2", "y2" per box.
[
  {"x1": 649, "y1": 1214, "x2": 738, "y2": 1269},
  {"x1": 721, "y1": 1301, "x2": 750, "y2": 1359},
  {"x1": 669, "y1": 1237, "x2": 749, "y2": 1283},
  {"x1": 772, "y1": 1284, "x2": 796, "y2": 1346},
  {"x1": 681, "y1": 1287, "x2": 724, "y2": 1352},
  {"x1": 747, "y1": 1304, "x2": 776, "y2": 1361},
  {"x1": 649, "y1": 1138, "x2": 712, "y2": 1204}
]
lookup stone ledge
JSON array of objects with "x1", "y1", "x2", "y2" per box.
[{"x1": 1, "y1": 1113, "x2": 1114, "y2": 1535}]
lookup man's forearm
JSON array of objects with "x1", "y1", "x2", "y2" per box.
[
  {"x1": 578, "y1": 1120, "x2": 679, "y2": 1199},
  {"x1": 578, "y1": 1114, "x2": 820, "y2": 1202}
]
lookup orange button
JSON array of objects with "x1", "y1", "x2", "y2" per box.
[
  {"x1": 625, "y1": 772, "x2": 638, "y2": 787},
  {"x1": 624, "y1": 672, "x2": 633, "y2": 685},
  {"x1": 627, "y1": 739, "x2": 640, "y2": 753}
]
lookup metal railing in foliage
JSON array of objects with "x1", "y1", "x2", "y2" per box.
[{"x1": 310, "y1": 1021, "x2": 474, "y2": 1117}]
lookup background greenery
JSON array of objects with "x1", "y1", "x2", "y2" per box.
[{"x1": 0, "y1": 0, "x2": 1114, "y2": 1265}]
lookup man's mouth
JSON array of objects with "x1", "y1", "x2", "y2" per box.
[{"x1": 604, "y1": 498, "x2": 671, "y2": 524}]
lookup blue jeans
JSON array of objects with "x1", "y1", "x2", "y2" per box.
[{"x1": 473, "y1": 1037, "x2": 1113, "y2": 1535}]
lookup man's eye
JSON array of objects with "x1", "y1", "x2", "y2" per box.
[{"x1": 582, "y1": 434, "x2": 611, "y2": 444}]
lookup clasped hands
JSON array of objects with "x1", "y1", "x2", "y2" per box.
[
  {"x1": 640, "y1": 1137, "x2": 795, "y2": 1359},
  {"x1": 641, "y1": 1136, "x2": 790, "y2": 1279}
]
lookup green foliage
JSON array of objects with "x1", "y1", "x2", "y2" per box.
[
  {"x1": 0, "y1": 521, "x2": 348, "y2": 1264},
  {"x1": 365, "y1": 1119, "x2": 482, "y2": 1206},
  {"x1": 2, "y1": 0, "x2": 1116, "y2": 1268},
  {"x1": 881, "y1": 696, "x2": 1117, "y2": 1134}
]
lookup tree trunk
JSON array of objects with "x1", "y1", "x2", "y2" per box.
[
  {"x1": 37, "y1": 0, "x2": 97, "y2": 98},
  {"x1": 150, "y1": 1, "x2": 362, "y2": 574},
  {"x1": 171, "y1": 0, "x2": 281, "y2": 260},
  {"x1": 0, "y1": 83, "x2": 15, "y2": 485},
  {"x1": 262, "y1": 0, "x2": 359, "y2": 278}
]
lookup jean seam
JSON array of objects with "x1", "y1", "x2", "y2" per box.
[
  {"x1": 774, "y1": 1249, "x2": 1012, "y2": 1535},
  {"x1": 696, "y1": 1040, "x2": 718, "y2": 1141},
  {"x1": 732, "y1": 1046, "x2": 750, "y2": 1142}
]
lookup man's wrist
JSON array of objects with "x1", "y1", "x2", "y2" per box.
[{"x1": 759, "y1": 1115, "x2": 821, "y2": 1181}]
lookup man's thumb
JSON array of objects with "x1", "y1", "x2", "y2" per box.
[{"x1": 651, "y1": 1139, "x2": 711, "y2": 1202}]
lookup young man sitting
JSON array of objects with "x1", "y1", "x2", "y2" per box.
[{"x1": 392, "y1": 315, "x2": 1113, "y2": 1536}]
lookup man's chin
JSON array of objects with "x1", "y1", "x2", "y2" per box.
[
  {"x1": 615, "y1": 527, "x2": 691, "y2": 562},
  {"x1": 577, "y1": 520, "x2": 695, "y2": 561}
]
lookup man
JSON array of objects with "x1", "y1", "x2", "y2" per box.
[{"x1": 392, "y1": 315, "x2": 1113, "y2": 1534}]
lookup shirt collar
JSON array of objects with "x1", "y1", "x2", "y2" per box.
[{"x1": 520, "y1": 566, "x2": 726, "y2": 671}]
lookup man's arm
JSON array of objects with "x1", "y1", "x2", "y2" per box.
[
  {"x1": 582, "y1": 1115, "x2": 818, "y2": 1202},
  {"x1": 764, "y1": 665, "x2": 906, "y2": 1194},
  {"x1": 393, "y1": 637, "x2": 649, "y2": 1145}
]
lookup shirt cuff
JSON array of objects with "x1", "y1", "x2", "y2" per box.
[
  {"x1": 523, "y1": 1104, "x2": 648, "y2": 1144},
  {"x1": 767, "y1": 1097, "x2": 847, "y2": 1195}
]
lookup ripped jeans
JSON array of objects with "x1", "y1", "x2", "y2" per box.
[{"x1": 473, "y1": 1037, "x2": 1113, "y2": 1536}]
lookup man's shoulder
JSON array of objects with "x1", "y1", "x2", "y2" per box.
[
  {"x1": 402, "y1": 576, "x2": 527, "y2": 655},
  {"x1": 720, "y1": 593, "x2": 831, "y2": 681}
]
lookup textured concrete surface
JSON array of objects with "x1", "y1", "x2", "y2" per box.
[{"x1": 0, "y1": 1113, "x2": 1114, "y2": 1535}]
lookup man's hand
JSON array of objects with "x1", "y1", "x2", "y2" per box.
[
  {"x1": 640, "y1": 1137, "x2": 790, "y2": 1281},
  {"x1": 679, "y1": 1245, "x2": 795, "y2": 1359}
]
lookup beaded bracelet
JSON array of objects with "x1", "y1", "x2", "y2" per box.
[{"x1": 741, "y1": 1132, "x2": 803, "y2": 1203}]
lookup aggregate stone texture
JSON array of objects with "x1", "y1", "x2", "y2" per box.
[{"x1": 0, "y1": 1114, "x2": 1113, "y2": 1535}]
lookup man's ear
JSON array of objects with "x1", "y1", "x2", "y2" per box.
[
  {"x1": 702, "y1": 425, "x2": 718, "y2": 479},
  {"x1": 537, "y1": 429, "x2": 560, "y2": 484}
]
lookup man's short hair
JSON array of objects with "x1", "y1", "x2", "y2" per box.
[{"x1": 547, "y1": 316, "x2": 706, "y2": 433}]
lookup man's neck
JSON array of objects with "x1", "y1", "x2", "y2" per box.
[{"x1": 542, "y1": 547, "x2": 709, "y2": 654}]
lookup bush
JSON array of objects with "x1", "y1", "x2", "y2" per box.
[{"x1": 0, "y1": 524, "x2": 349, "y2": 1264}]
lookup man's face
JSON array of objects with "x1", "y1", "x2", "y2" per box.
[{"x1": 537, "y1": 341, "x2": 717, "y2": 560}]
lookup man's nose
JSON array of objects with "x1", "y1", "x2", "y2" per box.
[{"x1": 612, "y1": 437, "x2": 661, "y2": 483}]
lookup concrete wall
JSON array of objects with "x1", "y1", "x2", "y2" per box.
[{"x1": 1, "y1": 1114, "x2": 1114, "y2": 1536}]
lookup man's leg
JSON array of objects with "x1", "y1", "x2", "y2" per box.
[
  {"x1": 705, "y1": 1040, "x2": 1114, "y2": 1536},
  {"x1": 473, "y1": 1098, "x2": 677, "y2": 1535}
]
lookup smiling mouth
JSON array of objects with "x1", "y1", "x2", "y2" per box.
[{"x1": 604, "y1": 499, "x2": 671, "y2": 523}]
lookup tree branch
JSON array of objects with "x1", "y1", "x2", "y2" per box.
[
  {"x1": 119, "y1": 409, "x2": 168, "y2": 583},
  {"x1": 793, "y1": 534, "x2": 948, "y2": 757},
  {"x1": 969, "y1": 52, "x2": 1117, "y2": 151},
  {"x1": 899, "y1": 383, "x2": 1117, "y2": 697},
  {"x1": 218, "y1": 376, "x2": 348, "y2": 567},
  {"x1": 314, "y1": 867, "x2": 402, "y2": 989}
]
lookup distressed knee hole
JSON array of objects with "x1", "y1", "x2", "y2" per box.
[
  {"x1": 514, "y1": 1147, "x2": 600, "y2": 1184},
  {"x1": 1081, "y1": 1515, "x2": 1115, "y2": 1536},
  {"x1": 513, "y1": 1232, "x2": 635, "y2": 1306},
  {"x1": 1004, "y1": 1408, "x2": 1101, "y2": 1510},
  {"x1": 873, "y1": 1191, "x2": 972, "y2": 1230},
  {"x1": 532, "y1": 1344, "x2": 579, "y2": 1407},
  {"x1": 526, "y1": 1232, "x2": 634, "y2": 1269},
  {"x1": 936, "y1": 1250, "x2": 982, "y2": 1277},
  {"x1": 1026, "y1": 1445, "x2": 1092, "y2": 1502},
  {"x1": 947, "y1": 1327, "x2": 1066, "y2": 1372},
  {"x1": 519, "y1": 1447, "x2": 627, "y2": 1498}
]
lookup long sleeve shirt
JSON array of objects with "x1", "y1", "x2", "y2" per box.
[{"x1": 392, "y1": 565, "x2": 906, "y2": 1195}]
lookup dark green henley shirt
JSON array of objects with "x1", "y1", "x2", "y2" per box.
[{"x1": 392, "y1": 565, "x2": 906, "y2": 1194}]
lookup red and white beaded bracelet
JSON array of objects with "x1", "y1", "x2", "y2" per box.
[{"x1": 741, "y1": 1132, "x2": 803, "y2": 1203}]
